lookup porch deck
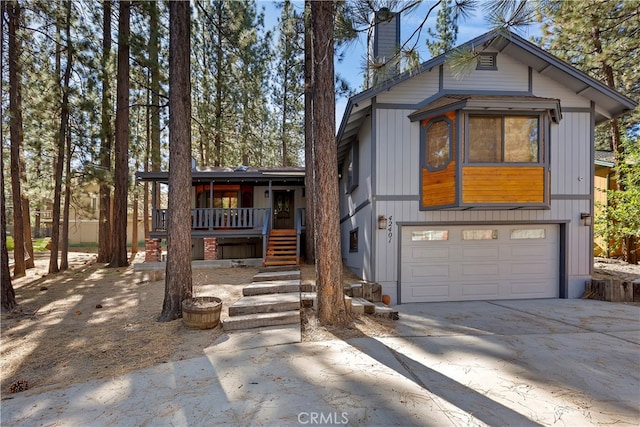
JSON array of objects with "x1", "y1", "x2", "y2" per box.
[{"x1": 150, "y1": 207, "x2": 270, "y2": 238}]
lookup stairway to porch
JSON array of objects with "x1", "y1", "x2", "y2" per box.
[
  {"x1": 263, "y1": 229, "x2": 299, "y2": 267},
  {"x1": 223, "y1": 268, "x2": 314, "y2": 344}
]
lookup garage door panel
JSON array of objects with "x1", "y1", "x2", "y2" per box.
[
  {"x1": 401, "y1": 224, "x2": 559, "y2": 303},
  {"x1": 409, "y1": 264, "x2": 450, "y2": 279},
  {"x1": 509, "y1": 280, "x2": 558, "y2": 297},
  {"x1": 461, "y1": 263, "x2": 499, "y2": 276},
  {"x1": 509, "y1": 244, "x2": 551, "y2": 258},
  {"x1": 408, "y1": 247, "x2": 450, "y2": 260},
  {"x1": 411, "y1": 284, "x2": 450, "y2": 298},
  {"x1": 461, "y1": 283, "x2": 499, "y2": 297},
  {"x1": 462, "y1": 246, "x2": 499, "y2": 258}
]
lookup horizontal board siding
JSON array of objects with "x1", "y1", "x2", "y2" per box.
[
  {"x1": 442, "y1": 53, "x2": 528, "y2": 92},
  {"x1": 376, "y1": 70, "x2": 439, "y2": 104},
  {"x1": 462, "y1": 166, "x2": 545, "y2": 203},
  {"x1": 532, "y1": 72, "x2": 590, "y2": 107},
  {"x1": 422, "y1": 166, "x2": 456, "y2": 206}
]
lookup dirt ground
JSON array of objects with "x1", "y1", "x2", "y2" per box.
[
  {"x1": 0, "y1": 252, "x2": 395, "y2": 396},
  {"x1": 1, "y1": 252, "x2": 638, "y2": 396}
]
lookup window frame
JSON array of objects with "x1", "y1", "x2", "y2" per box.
[
  {"x1": 346, "y1": 141, "x2": 359, "y2": 194},
  {"x1": 349, "y1": 228, "x2": 359, "y2": 252},
  {"x1": 464, "y1": 112, "x2": 544, "y2": 165},
  {"x1": 422, "y1": 116, "x2": 453, "y2": 171}
]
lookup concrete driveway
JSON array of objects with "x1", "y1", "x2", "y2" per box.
[{"x1": 2, "y1": 299, "x2": 639, "y2": 426}]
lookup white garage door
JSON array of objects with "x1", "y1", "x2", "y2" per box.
[{"x1": 401, "y1": 224, "x2": 559, "y2": 303}]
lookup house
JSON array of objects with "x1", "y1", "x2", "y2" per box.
[
  {"x1": 337, "y1": 22, "x2": 637, "y2": 303},
  {"x1": 34, "y1": 182, "x2": 146, "y2": 246},
  {"x1": 136, "y1": 166, "x2": 306, "y2": 266},
  {"x1": 593, "y1": 150, "x2": 640, "y2": 257}
]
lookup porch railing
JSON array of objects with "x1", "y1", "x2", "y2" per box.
[{"x1": 153, "y1": 208, "x2": 271, "y2": 231}]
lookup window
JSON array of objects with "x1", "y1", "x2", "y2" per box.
[
  {"x1": 347, "y1": 142, "x2": 359, "y2": 193},
  {"x1": 510, "y1": 229, "x2": 546, "y2": 239},
  {"x1": 349, "y1": 228, "x2": 359, "y2": 252},
  {"x1": 425, "y1": 118, "x2": 452, "y2": 170},
  {"x1": 213, "y1": 191, "x2": 238, "y2": 209},
  {"x1": 462, "y1": 229, "x2": 497, "y2": 240},
  {"x1": 411, "y1": 230, "x2": 448, "y2": 241},
  {"x1": 468, "y1": 115, "x2": 539, "y2": 163}
]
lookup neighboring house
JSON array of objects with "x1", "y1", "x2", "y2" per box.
[
  {"x1": 594, "y1": 150, "x2": 616, "y2": 256},
  {"x1": 337, "y1": 23, "x2": 637, "y2": 303},
  {"x1": 36, "y1": 182, "x2": 145, "y2": 246},
  {"x1": 136, "y1": 166, "x2": 306, "y2": 265}
]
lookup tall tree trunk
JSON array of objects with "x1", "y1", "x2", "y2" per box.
[
  {"x1": 49, "y1": 1, "x2": 73, "y2": 274},
  {"x1": 109, "y1": 0, "x2": 131, "y2": 268},
  {"x1": 22, "y1": 198, "x2": 34, "y2": 268},
  {"x1": 160, "y1": 0, "x2": 192, "y2": 322},
  {"x1": 1, "y1": 146, "x2": 16, "y2": 311},
  {"x1": 214, "y1": 1, "x2": 223, "y2": 167},
  {"x1": 304, "y1": 0, "x2": 315, "y2": 264},
  {"x1": 592, "y1": 22, "x2": 634, "y2": 263},
  {"x1": 98, "y1": 0, "x2": 113, "y2": 263},
  {"x1": 60, "y1": 127, "x2": 72, "y2": 270},
  {"x1": 131, "y1": 169, "x2": 139, "y2": 257},
  {"x1": 149, "y1": 0, "x2": 161, "y2": 235},
  {"x1": 8, "y1": 0, "x2": 25, "y2": 277},
  {"x1": 1, "y1": 1, "x2": 17, "y2": 311},
  {"x1": 311, "y1": 1, "x2": 346, "y2": 325}
]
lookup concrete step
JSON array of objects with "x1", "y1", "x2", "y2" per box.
[
  {"x1": 223, "y1": 310, "x2": 301, "y2": 331},
  {"x1": 300, "y1": 283, "x2": 316, "y2": 292},
  {"x1": 228, "y1": 293, "x2": 300, "y2": 316},
  {"x1": 258, "y1": 266, "x2": 300, "y2": 273},
  {"x1": 253, "y1": 270, "x2": 301, "y2": 282},
  {"x1": 243, "y1": 280, "x2": 301, "y2": 296},
  {"x1": 301, "y1": 291, "x2": 316, "y2": 308},
  {"x1": 351, "y1": 297, "x2": 376, "y2": 315}
]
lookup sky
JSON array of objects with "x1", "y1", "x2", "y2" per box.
[{"x1": 258, "y1": 0, "x2": 543, "y2": 125}]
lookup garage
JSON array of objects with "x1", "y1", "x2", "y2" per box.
[{"x1": 400, "y1": 224, "x2": 559, "y2": 303}]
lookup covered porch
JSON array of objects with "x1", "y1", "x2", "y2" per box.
[{"x1": 136, "y1": 166, "x2": 307, "y2": 265}]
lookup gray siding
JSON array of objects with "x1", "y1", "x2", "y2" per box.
[
  {"x1": 550, "y1": 112, "x2": 592, "y2": 196},
  {"x1": 376, "y1": 70, "x2": 439, "y2": 104},
  {"x1": 533, "y1": 72, "x2": 590, "y2": 107},
  {"x1": 442, "y1": 52, "x2": 528, "y2": 92}
]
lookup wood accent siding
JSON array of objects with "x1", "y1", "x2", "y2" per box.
[
  {"x1": 421, "y1": 112, "x2": 456, "y2": 208},
  {"x1": 462, "y1": 166, "x2": 545, "y2": 203},
  {"x1": 422, "y1": 166, "x2": 456, "y2": 206}
]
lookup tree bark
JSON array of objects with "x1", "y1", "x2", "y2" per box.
[
  {"x1": 97, "y1": 0, "x2": 113, "y2": 263},
  {"x1": 1, "y1": 1, "x2": 17, "y2": 311},
  {"x1": 311, "y1": 1, "x2": 347, "y2": 325},
  {"x1": 109, "y1": 0, "x2": 131, "y2": 268},
  {"x1": 304, "y1": 0, "x2": 315, "y2": 264},
  {"x1": 61, "y1": 126, "x2": 72, "y2": 270},
  {"x1": 49, "y1": 1, "x2": 73, "y2": 274},
  {"x1": 159, "y1": 0, "x2": 193, "y2": 322},
  {"x1": 8, "y1": 0, "x2": 25, "y2": 277},
  {"x1": 22, "y1": 198, "x2": 34, "y2": 269}
]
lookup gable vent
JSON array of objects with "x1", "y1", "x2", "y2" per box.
[{"x1": 476, "y1": 53, "x2": 497, "y2": 70}]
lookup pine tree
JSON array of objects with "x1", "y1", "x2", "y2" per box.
[
  {"x1": 538, "y1": 0, "x2": 640, "y2": 262},
  {"x1": 426, "y1": 0, "x2": 458, "y2": 57},
  {"x1": 108, "y1": 0, "x2": 131, "y2": 268},
  {"x1": 273, "y1": 0, "x2": 304, "y2": 166},
  {"x1": 311, "y1": 0, "x2": 347, "y2": 325},
  {"x1": 159, "y1": 0, "x2": 192, "y2": 322}
]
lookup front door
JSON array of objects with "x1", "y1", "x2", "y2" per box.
[{"x1": 273, "y1": 190, "x2": 294, "y2": 229}]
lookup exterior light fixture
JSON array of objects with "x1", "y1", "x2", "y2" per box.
[
  {"x1": 264, "y1": 190, "x2": 269, "y2": 198},
  {"x1": 580, "y1": 212, "x2": 592, "y2": 226},
  {"x1": 378, "y1": 215, "x2": 387, "y2": 230}
]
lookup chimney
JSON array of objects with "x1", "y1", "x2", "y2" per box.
[{"x1": 368, "y1": 8, "x2": 400, "y2": 87}]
